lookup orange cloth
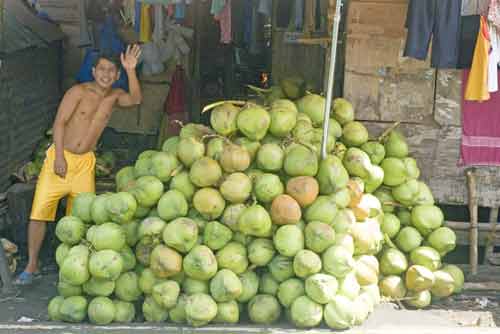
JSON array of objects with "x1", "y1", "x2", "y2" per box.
[
  {"x1": 465, "y1": 16, "x2": 491, "y2": 102},
  {"x1": 30, "y1": 145, "x2": 96, "y2": 222}
]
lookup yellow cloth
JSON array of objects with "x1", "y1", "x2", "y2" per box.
[
  {"x1": 465, "y1": 16, "x2": 491, "y2": 102},
  {"x1": 140, "y1": 4, "x2": 152, "y2": 43},
  {"x1": 30, "y1": 145, "x2": 96, "y2": 222}
]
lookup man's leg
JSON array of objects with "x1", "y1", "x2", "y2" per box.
[{"x1": 25, "y1": 220, "x2": 47, "y2": 273}]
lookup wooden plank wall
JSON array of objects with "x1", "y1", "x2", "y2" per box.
[{"x1": 344, "y1": 0, "x2": 500, "y2": 207}]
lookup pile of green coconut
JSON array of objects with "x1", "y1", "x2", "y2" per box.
[{"x1": 47, "y1": 82, "x2": 464, "y2": 328}]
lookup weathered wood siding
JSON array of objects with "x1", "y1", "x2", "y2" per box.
[{"x1": 344, "y1": 0, "x2": 500, "y2": 207}]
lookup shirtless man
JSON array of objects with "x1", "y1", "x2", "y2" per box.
[{"x1": 15, "y1": 45, "x2": 142, "y2": 285}]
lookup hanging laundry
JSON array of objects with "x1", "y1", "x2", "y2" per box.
[
  {"x1": 175, "y1": 2, "x2": 186, "y2": 20},
  {"x1": 460, "y1": 69, "x2": 500, "y2": 166},
  {"x1": 458, "y1": 15, "x2": 481, "y2": 69},
  {"x1": 465, "y1": 16, "x2": 491, "y2": 101},
  {"x1": 140, "y1": 3, "x2": 152, "y2": 42},
  {"x1": 258, "y1": 0, "x2": 272, "y2": 17},
  {"x1": 462, "y1": 0, "x2": 490, "y2": 16},
  {"x1": 294, "y1": 0, "x2": 304, "y2": 31},
  {"x1": 488, "y1": 0, "x2": 500, "y2": 28},
  {"x1": 152, "y1": 4, "x2": 164, "y2": 43},
  {"x1": 489, "y1": 23, "x2": 499, "y2": 93},
  {"x1": 276, "y1": 0, "x2": 293, "y2": 29},
  {"x1": 135, "y1": 0, "x2": 142, "y2": 33},
  {"x1": 211, "y1": 0, "x2": 226, "y2": 16},
  {"x1": 404, "y1": 0, "x2": 462, "y2": 69},
  {"x1": 243, "y1": 0, "x2": 253, "y2": 46},
  {"x1": 215, "y1": 0, "x2": 232, "y2": 44}
]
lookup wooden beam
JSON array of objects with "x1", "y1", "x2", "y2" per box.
[
  {"x1": 467, "y1": 169, "x2": 479, "y2": 276},
  {"x1": 484, "y1": 207, "x2": 499, "y2": 264}
]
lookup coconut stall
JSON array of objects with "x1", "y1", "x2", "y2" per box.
[{"x1": 0, "y1": 0, "x2": 499, "y2": 333}]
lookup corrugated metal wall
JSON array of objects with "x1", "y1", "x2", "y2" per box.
[{"x1": 0, "y1": 43, "x2": 62, "y2": 192}]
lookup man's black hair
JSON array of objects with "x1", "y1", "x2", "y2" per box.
[{"x1": 93, "y1": 51, "x2": 121, "y2": 69}]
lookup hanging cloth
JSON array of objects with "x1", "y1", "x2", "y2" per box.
[
  {"x1": 465, "y1": 16, "x2": 491, "y2": 101},
  {"x1": 211, "y1": 0, "x2": 226, "y2": 15},
  {"x1": 294, "y1": 0, "x2": 304, "y2": 31},
  {"x1": 488, "y1": 0, "x2": 500, "y2": 28},
  {"x1": 135, "y1": 1, "x2": 142, "y2": 33},
  {"x1": 215, "y1": 0, "x2": 232, "y2": 44},
  {"x1": 140, "y1": 3, "x2": 153, "y2": 42},
  {"x1": 489, "y1": 23, "x2": 499, "y2": 92},
  {"x1": 153, "y1": 4, "x2": 164, "y2": 43}
]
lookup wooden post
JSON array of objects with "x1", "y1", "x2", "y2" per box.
[
  {"x1": 466, "y1": 169, "x2": 478, "y2": 276},
  {"x1": 0, "y1": 245, "x2": 15, "y2": 295},
  {"x1": 484, "y1": 207, "x2": 499, "y2": 265}
]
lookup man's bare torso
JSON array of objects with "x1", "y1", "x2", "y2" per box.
[{"x1": 64, "y1": 83, "x2": 124, "y2": 154}]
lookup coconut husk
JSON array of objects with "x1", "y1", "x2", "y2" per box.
[{"x1": 1, "y1": 238, "x2": 18, "y2": 255}]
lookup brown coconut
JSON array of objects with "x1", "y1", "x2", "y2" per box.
[
  {"x1": 219, "y1": 144, "x2": 251, "y2": 173},
  {"x1": 285, "y1": 176, "x2": 319, "y2": 207},
  {"x1": 270, "y1": 194, "x2": 302, "y2": 225},
  {"x1": 150, "y1": 245, "x2": 183, "y2": 278}
]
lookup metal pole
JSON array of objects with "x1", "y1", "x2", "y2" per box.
[{"x1": 320, "y1": 0, "x2": 343, "y2": 159}]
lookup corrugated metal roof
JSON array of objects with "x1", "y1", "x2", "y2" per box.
[{"x1": 0, "y1": 0, "x2": 64, "y2": 54}]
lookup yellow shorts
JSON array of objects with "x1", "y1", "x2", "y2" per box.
[{"x1": 30, "y1": 145, "x2": 96, "y2": 222}]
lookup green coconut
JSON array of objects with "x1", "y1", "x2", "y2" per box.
[
  {"x1": 183, "y1": 245, "x2": 218, "y2": 281},
  {"x1": 210, "y1": 102, "x2": 240, "y2": 136},
  {"x1": 342, "y1": 148, "x2": 372, "y2": 179},
  {"x1": 248, "y1": 238, "x2": 276, "y2": 266},
  {"x1": 220, "y1": 173, "x2": 252, "y2": 204},
  {"x1": 296, "y1": 94, "x2": 326, "y2": 126},
  {"x1": 283, "y1": 144, "x2": 318, "y2": 177},
  {"x1": 384, "y1": 130, "x2": 409, "y2": 158},
  {"x1": 237, "y1": 104, "x2": 271, "y2": 141},
  {"x1": 247, "y1": 294, "x2": 281, "y2": 324},
  {"x1": 170, "y1": 171, "x2": 197, "y2": 202},
  {"x1": 269, "y1": 99, "x2": 298, "y2": 137},
  {"x1": 189, "y1": 157, "x2": 222, "y2": 187},
  {"x1": 361, "y1": 141, "x2": 386, "y2": 165},
  {"x1": 210, "y1": 269, "x2": 243, "y2": 302},
  {"x1": 381, "y1": 158, "x2": 407, "y2": 186},
  {"x1": 332, "y1": 98, "x2": 355, "y2": 125},
  {"x1": 342, "y1": 122, "x2": 369, "y2": 147},
  {"x1": 216, "y1": 242, "x2": 249, "y2": 274},
  {"x1": 150, "y1": 245, "x2": 183, "y2": 279},
  {"x1": 256, "y1": 143, "x2": 285, "y2": 172},
  {"x1": 177, "y1": 137, "x2": 205, "y2": 167},
  {"x1": 304, "y1": 221, "x2": 336, "y2": 253},
  {"x1": 219, "y1": 143, "x2": 251, "y2": 173},
  {"x1": 379, "y1": 275, "x2": 407, "y2": 299},
  {"x1": 206, "y1": 137, "x2": 225, "y2": 161},
  {"x1": 193, "y1": 188, "x2": 226, "y2": 220},
  {"x1": 316, "y1": 155, "x2": 349, "y2": 195},
  {"x1": 129, "y1": 176, "x2": 164, "y2": 208},
  {"x1": 161, "y1": 136, "x2": 180, "y2": 156},
  {"x1": 204, "y1": 221, "x2": 233, "y2": 251},
  {"x1": 163, "y1": 217, "x2": 199, "y2": 253},
  {"x1": 254, "y1": 173, "x2": 284, "y2": 203}
]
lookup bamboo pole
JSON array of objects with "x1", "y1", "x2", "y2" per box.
[
  {"x1": 484, "y1": 207, "x2": 499, "y2": 265},
  {"x1": 320, "y1": 0, "x2": 343, "y2": 159},
  {"x1": 445, "y1": 220, "x2": 500, "y2": 232},
  {"x1": 466, "y1": 169, "x2": 478, "y2": 276}
]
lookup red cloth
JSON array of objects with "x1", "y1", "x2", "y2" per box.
[
  {"x1": 460, "y1": 69, "x2": 500, "y2": 166},
  {"x1": 165, "y1": 65, "x2": 186, "y2": 115},
  {"x1": 164, "y1": 65, "x2": 186, "y2": 136}
]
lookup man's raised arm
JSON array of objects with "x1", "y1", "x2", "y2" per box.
[{"x1": 118, "y1": 45, "x2": 142, "y2": 107}]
